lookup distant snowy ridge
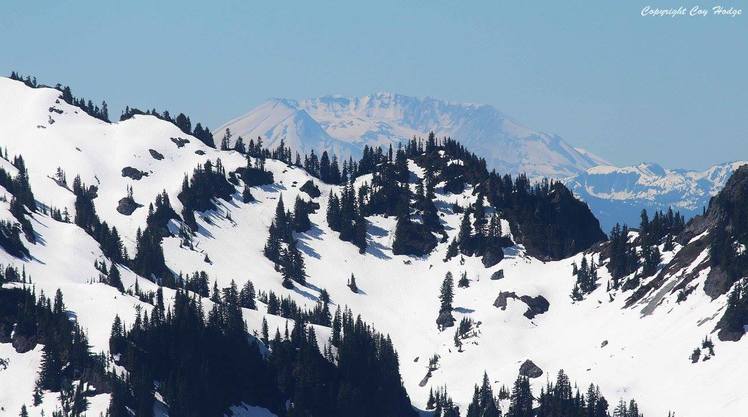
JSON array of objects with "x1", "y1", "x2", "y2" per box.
[
  {"x1": 214, "y1": 93, "x2": 603, "y2": 178},
  {"x1": 565, "y1": 161, "x2": 748, "y2": 231},
  {"x1": 215, "y1": 93, "x2": 746, "y2": 230}
]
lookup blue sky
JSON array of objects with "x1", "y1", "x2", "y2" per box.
[{"x1": 0, "y1": 0, "x2": 745, "y2": 169}]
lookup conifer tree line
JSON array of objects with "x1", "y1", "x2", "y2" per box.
[
  {"x1": 9, "y1": 71, "x2": 606, "y2": 262},
  {"x1": 323, "y1": 139, "x2": 444, "y2": 256},
  {"x1": 570, "y1": 256, "x2": 599, "y2": 301},
  {"x1": 606, "y1": 208, "x2": 684, "y2": 290},
  {"x1": 429, "y1": 369, "x2": 647, "y2": 417},
  {"x1": 0, "y1": 218, "x2": 28, "y2": 258},
  {"x1": 219, "y1": 129, "x2": 601, "y2": 260},
  {"x1": 0, "y1": 285, "x2": 108, "y2": 417},
  {"x1": 71, "y1": 175, "x2": 126, "y2": 263},
  {"x1": 0, "y1": 154, "x2": 36, "y2": 212},
  {"x1": 221, "y1": 128, "x2": 363, "y2": 186},
  {"x1": 258, "y1": 288, "x2": 332, "y2": 326},
  {"x1": 178, "y1": 159, "x2": 235, "y2": 220},
  {"x1": 0, "y1": 154, "x2": 37, "y2": 256},
  {"x1": 95, "y1": 260, "x2": 125, "y2": 292},
  {"x1": 10, "y1": 71, "x2": 110, "y2": 122},
  {"x1": 445, "y1": 193, "x2": 511, "y2": 267},
  {"x1": 264, "y1": 196, "x2": 309, "y2": 288},
  {"x1": 107, "y1": 288, "x2": 415, "y2": 417},
  {"x1": 120, "y1": 106, "x2": 214, "y2": 147},
  {"x1": 129, "y1": 191, "x2": 178, "y2": 282},
  {"x1": 326, "y1": 183, "x2": 367, "y2": 253}
]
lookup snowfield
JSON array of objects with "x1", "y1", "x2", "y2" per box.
[{"x1": 1, "y1": 77, "x2": 746, "y2": 417}]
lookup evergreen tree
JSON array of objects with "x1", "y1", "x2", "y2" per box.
[
  {"x1": 457, "y1": 211, "x2": 474, "y2": 254},
  {"x1": 239, "y1": 280, "x2": 257, "y2": 309},
  {"x1": 473, "y1": 195, "x2": 487, "y2": 236},
  {"x1": 293, "y1": 196, "x2": 312, "y2": 233},
  {"x1": 436, "y1": 272, "x2": 455, "y2": 330},
  {"x1": 348, "y1": 273, "x2": 359, "y2": 293},
  {"x1": 108, "y1": 264, "x2": 124, "y2": 292},
  {"x1": 509, "y1": 375, "x2": 533, "y2": 417}
]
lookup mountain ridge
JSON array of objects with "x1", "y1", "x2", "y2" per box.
[
  {"x1": 2, "y1": 75, "x2": 747, "y2": 417},
  {"x1": 566, "y1": 160, "x2": 748, "y2": 231},
  {"x1": 214, "y1": 92, "x2": 602, "y2": 179}
]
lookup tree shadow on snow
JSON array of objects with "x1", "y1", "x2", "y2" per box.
[
  {"x1": 291, "y1": 284, "x2": 320, "y2": 303},
  {"x1": 364, "y1": 241, "x2": 392, "y2": 260},
  {"x1": 367, "y1": 222, "x2": 389, "y2": 238},
  {"x1": 259, "y1": 183, "x2": 287, "y2": 193}
]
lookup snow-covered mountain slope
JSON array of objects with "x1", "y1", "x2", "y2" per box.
[
  {"x1": 1, "y1": 77, "x2": 747, "y2": 417},
  {"x1": 565, "y1": 161, "x2": 748, "y2": 232},
  {"x1": 214, "y1": 93, "x2": 602, "y2": 179}
]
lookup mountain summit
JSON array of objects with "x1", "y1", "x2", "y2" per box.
[{"x1": 214, "y1": 93, "x2": 602, "y2": 178}]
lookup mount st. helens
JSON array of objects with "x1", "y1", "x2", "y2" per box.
[
  {"x1": 214, "y1": 93, "x2": 604, "y2": 179},
  {"x1": 0, "y1": 74, "x2": 746, "y2": 417},
  {"x1": 214, "y1": 92, "x2": 744, "y2": 231}
]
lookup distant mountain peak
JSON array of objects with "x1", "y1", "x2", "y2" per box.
[
  {"x1": 565, "y1": 160, "x2": 748, "y2": 231},
  {"x1": 215, "y1": 93, "x2": 599, "y2": 178}
]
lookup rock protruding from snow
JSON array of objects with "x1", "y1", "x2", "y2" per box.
[
  {"x1": 490, "y1": 269, "x2": 505, "y2": 280},
  {"x1": 121, "y1": 166, "x2": 148, "y2": 180},
  {"x1": 300, "y1": 180, "x2": 321, "y2": 198},
  {"x1": 117, "y1": 197, "x2": 142, "y2": 215},
  {"x1": 494, "y1": 292, "x2": 549, "y2": 319},
  {"x1": 149, "y1": 149, "x2": 164, "y2": 160},
  {"x1": 519, "y1": 359, "x2": 543, "y2": 378},
  {"x1": 481, "y1": 246, "x2": 504, "y2": 268}
]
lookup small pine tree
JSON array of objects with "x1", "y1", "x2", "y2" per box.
[
  {"x1": 348, "y1": 273, "x2": 359, "y2": 293},
  {"x1": 261, "y1": 317, "x2": 269, "y2": 345},
  {"x1": 239, "y1": 280, "x2": 256, "y2": 309},
  {"x1": 458, "y1": 271, "x2": 470, "y2": 288},
  {"x1": 436, "y1": 272, "x2": 455, "y2": 330},
  {"x1": 444, "y1": 238, "x2": 459, "y2": 262}
]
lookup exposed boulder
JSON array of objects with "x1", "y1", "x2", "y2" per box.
[
  {"x1": 117, "y1": 196, "x2": 142, "y2": 215},
  {"x1": 490, "y1": 269, "x2": 505, "y2": 281},
  {"x1": 121, "y1": 166, "x2": 148, "y2": 180},
  {"x1": 171, "y1": 137, "x2": 190, "y2": 147},
  {"x1": 300, "y1": 180, "x2": 321, "y2": 198},
  {"x1": 520, "y1": 295, "x2": 550, "y2": 319},
  {"x1": 149, "y1": 149, "x2": 164, "y2": 160},
  {"x1": 493, "y1": 291, "x2": 516, "y2": 310},
  {"x1": 481, "y1": 245, "x2": 504, "y2": 268},
  {"x1": 494, "y1": 291, "x2": 549, "y2": 319},
  {"x1": 519, "y1": 359, "x2": 543, "y2": 378}
]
